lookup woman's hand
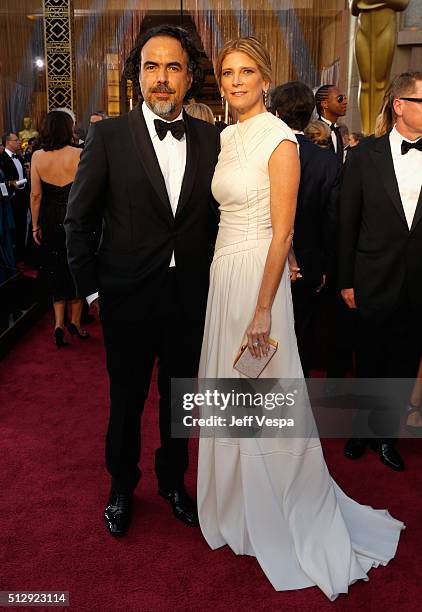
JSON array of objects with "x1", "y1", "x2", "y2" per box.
[
  {"x1": 245, "y1": 307, "x2": 271, "y2": 358},
  {"x1": 32, "y1": 227, "x2": 42, "y2": 246}
]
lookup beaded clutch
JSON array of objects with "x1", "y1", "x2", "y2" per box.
[{"x1": 233, "y1": 338, "x2": 278, "y2": 378}]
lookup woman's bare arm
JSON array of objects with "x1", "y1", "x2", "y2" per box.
[
  {"x1": 245, "y1": 139, "x2": 300, "y2": 357},
  {"x1": 30, "y1": 151, "x2": 42, "y2": 245}
]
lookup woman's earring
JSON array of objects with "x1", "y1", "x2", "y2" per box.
[
  {"x1": 263, "y1": 90, "x2": 268, "y2": 106},
  {"x1": 221, "y1": 94, "x2": 225, "y2": 109}
]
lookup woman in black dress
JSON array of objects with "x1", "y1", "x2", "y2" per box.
[{"x1": 30, "y1": 111, "x2": 87, "y2": 346}]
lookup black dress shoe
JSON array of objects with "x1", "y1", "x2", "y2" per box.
[
  {"x1": 369, "y1": 441, "x2": 405, "y2": 471},
  {"x1": 104, "y1": 490, "x2": 133, "y2": 537},
  {"x1": 158, "y1": 485, "x2": 199, "y2": 527},
  {"x1": 344, "y1": 438, "x2": 367, "y2": 460}
]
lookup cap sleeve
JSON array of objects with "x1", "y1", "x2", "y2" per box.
[{"x1": 259, "y1": 115, "x2": 299, "y2": 166}]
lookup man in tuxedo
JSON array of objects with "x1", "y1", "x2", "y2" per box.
[
  {"x1": 315, "y1": 84, "x2": 348, "y2": 163},
  {"x1": 65, "y1": 25, "x2": 219, "y2": 536},
  {"x1": 270, "y1": 82, "x2": 341, "y2": 376},
  {"x1": 339, "y1": 71, "x2": 422, "y2": 471},
  {"x1": 0, "y1": 132, "x2": 29, "y2": 262}
]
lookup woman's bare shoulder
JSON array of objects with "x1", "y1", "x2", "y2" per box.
[{"x1": 69, "y1": 145, "x2": 82, "y2": 158}]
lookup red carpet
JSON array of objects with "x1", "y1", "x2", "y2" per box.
[{"x1": 0, "y1": 312, "x2": 421, "y2": 611}]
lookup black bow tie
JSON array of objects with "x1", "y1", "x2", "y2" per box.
[
  {"x1": 12, "y1": 153, "x2": 18, "y2": 159},
  {"x1": 154, "y1": 119, "x2": 185, "y2": 141},
  {"x1": 401, "y1": 139, "x2": 422, "y2": 155},
  {"x1": 329, "y1": 123, "x2": 338, "y2": 132}
]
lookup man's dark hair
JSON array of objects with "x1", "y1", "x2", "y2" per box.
[
  {"x1": 315, "y1": 84, "x2": 334, "y2": 117},
  {"x1": 2, "y1": 132, "x2": 15, "y2": 147},
  {"x1": 124, "y1": 24, "x2": 204, "y2": 100},
  {"x1": 270, "y1": 81, "x2": 315, "y2": 131},
  {"x1": 39, "y1": 111, "x2": 74, "y2": 151},
  {"x1": 350, "y1": 131, "x2": 364, "y2": 142}
]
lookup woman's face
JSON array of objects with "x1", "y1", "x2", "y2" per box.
[
  {"x1": 349, "y1": 134, "x2": 358, "y2": 147},
  {"x1": 220, "y1": 51, "x2": 268, "y2": 120}
]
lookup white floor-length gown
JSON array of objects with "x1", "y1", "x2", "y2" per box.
[{"x1": 197, "y1": 112, "x2": 404, "y2": 601}]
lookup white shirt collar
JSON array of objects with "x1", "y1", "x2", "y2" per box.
[
  {"x1": 292, "y1": 129, "x2": 304, "y2": 135},
  {"x1": 5, "y1": 147, "x2": 14, "y2": 157},
  {"x1": 142, "y1": 101, "x2": 184, "y2": 140},
  {"x1": 320, "y1": 115, "x2": 335, "y2": 127}
]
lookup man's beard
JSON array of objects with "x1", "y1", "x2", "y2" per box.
[
  {"x1": 146, "y1": 95, "x2": 177, "y2": 119},
  {"x1": 144, "y1": 86, "x2": 177, "y2": 119}
]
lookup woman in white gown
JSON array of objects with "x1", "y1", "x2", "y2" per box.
[{"x1": 197, "y1": 36, "x2": 404, "y2": 601}]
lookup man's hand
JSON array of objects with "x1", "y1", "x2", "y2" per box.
[
  {"x1": 288, "y1": 247, "x2": 302, "y2": 282},
  {"x1": 341, "y1": 288, "x2": 357, "y2": 309},
  {"x1": 316, "y1": 274, "x2": 327, "y2": 293}
]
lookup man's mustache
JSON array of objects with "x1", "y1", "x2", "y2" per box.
[{"x1": 150, "y1": 86, "x2": 176, "y2": 94}]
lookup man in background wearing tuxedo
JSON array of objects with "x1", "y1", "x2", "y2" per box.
[
  {"x1": 339, "y1": 71, "x2": 422, "y2": 471},
  {"x1": 315, "y1": 84, "x2": 348, "y2": 163},
  {"x1": 0, "y1": 132, "x2": 29, "y2": 262},
  {"x1": 65, "y1": 25, "x2": 219, "y2": 536},
  {"x1": 271, "y1": 81, "x2": 341, "y2": 377}
]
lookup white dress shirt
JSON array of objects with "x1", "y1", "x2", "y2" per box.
[
  {"x1": 5, "y1": 147, "x2": 24, "y2": 180},
  {"x1": 320, "y1": 115, "x2": 337, "y2": 152},
  {"x1": 389, "y1": 125, "x2": 422, "y2": 230},
  {"x1": 86, "y1": 102, "x2": 187, "y2": 305},
  {"x1": 142, "y1": 101, "x2": 186, "y2": 266}
]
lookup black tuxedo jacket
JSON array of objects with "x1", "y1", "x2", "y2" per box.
[
  {"x1": 338, "y1": 132, "x2": 422, "y2": 319},
  {"x1": 294, "y1": 134, "x2": 341, "y2": 287},
  {"x1": 0, "y1": 150, "x2": 25, "y2": 184},
  {"x1": 65, "y1": 105, "x2": 220, "y2": 323}
]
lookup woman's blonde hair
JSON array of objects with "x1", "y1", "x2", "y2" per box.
[
  {"x1": 304, "y1": 120, "x2": 332, "y2": 148},
  {"x1": 185, "y1": 102, "x2": 215, "y2": 124},
  {"x1": 215, "y1": 36, "x2": 272, "y2": 90}
]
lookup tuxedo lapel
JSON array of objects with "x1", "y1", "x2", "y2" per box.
[
  {"x1": 127, "y1": 105, "x2": 172, "y2": 217},
  {"x1": 410, "y1": 186, "x2": 422, "y2": 232},
  {"x1": 335, "y1": 128, "x2": 344, "y2": 162},
  {"x1": 175, "y1": 112, "x2": 199, "y2": 218},
  {"x1": 370, "y1": 134, "x2": 408, "y2": 229}
]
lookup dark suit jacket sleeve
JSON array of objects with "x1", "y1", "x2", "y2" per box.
[
  {"x1": 64, "y1": 123, "x2": 108, "y2": 297},
  {"x1": 322, "y1": 160, "x2": 341, "y2": 278},
  {"x1": 338, "y1": 147, "x2": 363, "y2": 290}
]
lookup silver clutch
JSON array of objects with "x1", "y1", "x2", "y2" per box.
[{"x1": 233, "y1": 338, "x2": 278, "y2": 378}]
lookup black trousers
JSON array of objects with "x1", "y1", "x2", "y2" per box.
[
  {"x1": 353, "y1": 300, "x2": 422, "y2": 439},
  {"x1": 291, "y1": 281, "x2": 320, "y2": 378},
  {"x1": 326, "y1": 292, "x2": 358, "y2": 377},
  {"x1": 102, "y1": 269, "x2": 204, "y2": 494}
]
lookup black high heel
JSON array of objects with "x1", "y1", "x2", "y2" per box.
[
  {"x1": 54, "y1": 327, "x2": 69, "y2": 347},
  {"x1": 67, "y1": 322, "x2": 90, "y2": 340}
]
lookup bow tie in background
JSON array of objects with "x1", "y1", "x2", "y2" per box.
[
  {"x1": 329, "y1": 123, "x2": 339, "y2": 132},
  {"x1": 401, "y1": 139, "x2": 422, "y2": 155},
  {"x1": 154, "y1": 119, "x2": 185, "y2": 141},
  {"x1": 12, "y1": 153, "x2": 18, "y2": 159}
]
